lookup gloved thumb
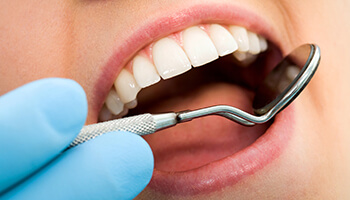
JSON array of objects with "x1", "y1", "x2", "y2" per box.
[
  {"x1": 2, "y1": 131, "x2": 154, "y2": 200},
  {"x1": 0, "y1": 78, "x2": 87, "y2": 193}
]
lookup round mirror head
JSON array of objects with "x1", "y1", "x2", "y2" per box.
[{"x1": 253, "y1": 44, "x2": 320, "y2": 116}]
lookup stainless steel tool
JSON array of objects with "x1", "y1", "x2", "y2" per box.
[{"x1": 69, "y1": 44, "x2": 320, "y2": 148}]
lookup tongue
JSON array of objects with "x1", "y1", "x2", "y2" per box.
[{"x1": 139, "y1": 82, "x2": 269, "y2": 172}]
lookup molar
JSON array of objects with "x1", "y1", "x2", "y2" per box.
[
  {"x1": 209, "y1": 24, "x2": 238, "y2": 56},
  {"x1": 229, "y1": 26, "x2": 250, "y2": 52},
  {"x1": 114, "y1": 69, "x2": 141, "y2": 103},
  {"x1": 182, "y1": 26, "x2": 219, "y2": 67},
  {"x1": 153, "y1": 37, "x2": 191, "y2": 79},
  {"x1": 133, "y1": 55, "x2": 161, "y2": 88},
  {"x1": 286, "y1": 65, "x2": 300, "y2": 81}
]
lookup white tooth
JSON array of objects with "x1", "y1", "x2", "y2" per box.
[
  {"x1": 286, "y1": 65, "x2": 300, "y2": 81},
  {"x1": 229, "y1": 26, "x2": 249, "y2": 52},
  {"x1": 125, "y1": 99, "x2": 138, "y2": 109},
  {"x1": 153, "y1": 37, "x2": 191, "y2": 79},
  {"x1": 233, "y1": 51, "x2": 258, "y2": 67},
  {"x1": 233, "y1": 51, "x2": 256, "y2": 62},
  {"x1": 114, "y1": 69, "x2": 141, "y2": 103},
  {"x1": 115, "y1": 107, "x2": 129, "y2": 119},
  {"x1": 278, "y1": 65, "x2": 301, "y2": 92},
  {"x1": 105, "y1": 89, "x2": 125, "y2": 115},
  {"x1": 247, "y1": 31, "x2": 260, "y2": 54},
  {"x1": 99, "y1": 105, "x2": 113, "y2": 122},
  {"x1": 133, "y1": 55, "x2": 161, "y2": 88},
  {"x1": 182, "y1": 26, "x2": 219, "y2": 67},
  {"x1": 258, "y1": 35, "x2": 268, "y2": 52},
  {"x1": 209, "y1": 24, "x2": 238, "y2": 56},
  {"x1": 277, "y1": 78, "x2": 290, "y2": 93}
]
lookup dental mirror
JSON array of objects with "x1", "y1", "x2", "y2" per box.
[
  {"x1": 176, "y1": 43, "x2": 321, "y2": 126},
  {"x1": 70, "y1": 44, "x2": 321, "y2": 148},
  {"x1": 253, "y1": 44, "x2": 320, "y2": 116}
]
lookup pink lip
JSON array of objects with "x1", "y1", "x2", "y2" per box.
[
  {"x1": 149, "y1": 106, "x2": 294, "y2": 196},
  {"x1": 93, "y1": 2, "x2": 284, "y2": 115},
  {"x1": 93, "y1": 2, "x2": 292, "y2": 196}
]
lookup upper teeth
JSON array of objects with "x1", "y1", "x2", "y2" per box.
[
  {"x1": 99, "y1": 24, "x2": 269, "y2": 121},
  {"x1": 182, "y1": 26, "x2": 219, "y2": 67}
]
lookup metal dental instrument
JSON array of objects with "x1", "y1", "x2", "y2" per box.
[{"x1": 69, "y1": 44, "x2": 320, "y2": 148}]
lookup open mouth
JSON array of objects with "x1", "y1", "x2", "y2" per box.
[
  {"x1": 98, "y1": 23, "x2": 280, "y2": 166},
  {"x1": 95, "y1": 6, "x2": 293, "y2": 196}
]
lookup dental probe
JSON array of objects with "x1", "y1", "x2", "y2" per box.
[
  {"x1": 69, "y1": 110, "x2": 252, "y2": 148},
  {"x1": 68, "y1": 44, "x2": 320, "y2": 148}
]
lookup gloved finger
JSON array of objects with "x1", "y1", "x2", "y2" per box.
[
  {"x1": 0, "y1": 78, "x2": 87, "y2": 193},
  {"x1": 2, "y1": 131, "x2": 154, "y2": 200}
]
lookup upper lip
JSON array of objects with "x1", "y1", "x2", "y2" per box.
[{"x1": 91, "y1": 2, "x2": 288, "y2": 121}]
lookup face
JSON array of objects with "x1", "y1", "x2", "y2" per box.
[{"x1": 2, "y1": 0, "x2": 350, "y2": 199}]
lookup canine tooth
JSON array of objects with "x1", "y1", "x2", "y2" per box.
[
  {"x1": 209, "y1": 24, "x2": 238, "y2": 56},
  {"x1": 105, "y1": 89, "x2": 125, "y2": 115},
  {"x1": 133, "y1": 55, "x2": 161, "y2": 88},
  {"x1": 125, "y1": 99, "x2": 138, "y2": 109},
  {"x1": 114, "y1": 69, "x2": 141, "y2": 103},
  {"x1": 99, "y1": 105, "x2": 113, "y2": 122},
  {"x1": 153, "y1": 37, "x2": 191, "y2": 79},
  {"x1": 247, "y1": 31, "x2": 260, "y2": 54},
  {"x1": 258, "y1": 36, "x2": 268, "y2": 52},
  {"x1": 229, "y1": 26, "x2": 249, "y2": 52},
  {"x1": 233, "y1": 51, "x2": 258, "y2": 67},
  {"x1": 182, "y1": 26, "x2": 219, "y2": 67}
]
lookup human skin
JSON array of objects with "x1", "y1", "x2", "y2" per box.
[{"x1": 1, "y1": 0, "x2": 350, "y2": 199}]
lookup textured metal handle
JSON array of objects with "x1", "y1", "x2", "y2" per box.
[{"x1": 68, "y1": 114, "x2": 156, "y2": 148}]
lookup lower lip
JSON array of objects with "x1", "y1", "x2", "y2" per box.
[{"x1": 147, "y1": 105, "x2": 295, "y2": 196}]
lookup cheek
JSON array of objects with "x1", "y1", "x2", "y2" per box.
[
  {"x1": 281, "y1": 1, "x2": 350, "y2": 192},
  {"x1": 0, "y1": 1, "x2": 72, "y2": 95}
]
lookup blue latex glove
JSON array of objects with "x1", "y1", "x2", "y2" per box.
[{"x1": 0, "y1": 78, "x2": 154, "y2": 200}]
